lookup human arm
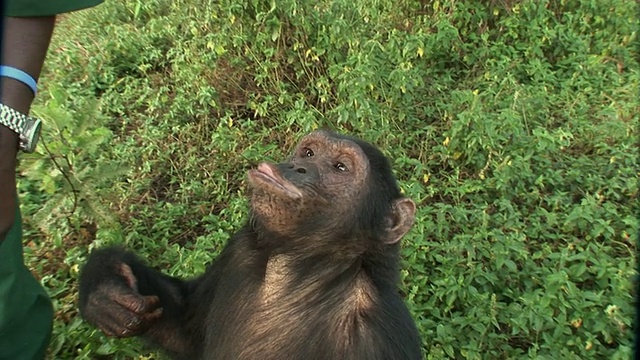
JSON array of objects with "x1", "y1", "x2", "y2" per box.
[{"x1": 0, "y1": 16, "x2": 55, "y2": 240}]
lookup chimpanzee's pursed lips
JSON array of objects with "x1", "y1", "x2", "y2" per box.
[{"x1": 248, "y1": 163, "x2": 302, "y2": 199}]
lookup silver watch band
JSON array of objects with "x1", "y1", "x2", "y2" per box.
[
  {"x1": 0, "y1": 102, "x2": 25, "y2": 133},
  {"x1": 0, "y1": 103, "x2": 42, "y2": 153}
]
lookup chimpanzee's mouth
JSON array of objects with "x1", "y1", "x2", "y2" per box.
[{"x1": 248, "y1": 163, "x2": 302, "y2": 199}]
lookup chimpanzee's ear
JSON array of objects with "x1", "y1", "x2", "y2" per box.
[{"x1": 383, "y1": 197, "x2": 416, "y2": 244}]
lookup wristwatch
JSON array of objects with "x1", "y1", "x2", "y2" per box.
[{"x1": 0, "y1": 103, "x2": 42, "y2": 153}]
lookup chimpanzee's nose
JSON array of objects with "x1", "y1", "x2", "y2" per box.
[{"x1": 288, "y1": 163, "x2": 307, "y2": 174}]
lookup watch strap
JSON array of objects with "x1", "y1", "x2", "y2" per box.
[{"x1": 0, "y1": 103, "x2": 42, "y2": 153}]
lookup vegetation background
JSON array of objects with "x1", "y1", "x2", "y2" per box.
[{"x1": 17, "y1": 0, "x2": 637, "y2": 358}]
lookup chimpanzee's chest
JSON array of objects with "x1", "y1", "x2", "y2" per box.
[
  {"x1": 198, "y1": 258, "x2": 363, "y2": 359},
  {"x1": 200, "y1": 286, "x2": 340, "y2": 360}
]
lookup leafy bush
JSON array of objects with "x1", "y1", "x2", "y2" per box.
[{"x1": 17, "y1": 0, "x2": 637, "y2": 358}]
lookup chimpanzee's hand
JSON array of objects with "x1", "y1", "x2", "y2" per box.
[{"x1": 79, "y1": 262, "x2": 163, "y2": 338}]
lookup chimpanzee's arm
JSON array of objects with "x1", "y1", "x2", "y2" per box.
[{"x1": 78, "y1": 246, "x2": 202, "y2": 357}]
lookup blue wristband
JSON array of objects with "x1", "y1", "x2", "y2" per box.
[{"x1": 0, "y1": 65, "x2": 38, "y2": 95}]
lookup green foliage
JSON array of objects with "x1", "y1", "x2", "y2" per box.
[
  {"x1": 17, "y1": 0, "x2": 637, "y2": 358},
  {"x1": 22, "y1": 84, "x2": 122, "y2": 230}
]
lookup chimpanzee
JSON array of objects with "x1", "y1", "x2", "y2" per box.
[{"x1": 78, "y1": 130, "x2": 422, "y2": 360}]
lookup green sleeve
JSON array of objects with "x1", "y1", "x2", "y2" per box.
[{"x1": 4, "y1": 0, "x2": 105, "y2": 17}]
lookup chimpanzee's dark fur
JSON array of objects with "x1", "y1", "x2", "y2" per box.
[{"x1": 79, "y1": 130, "x2": 422, "y2": 360}]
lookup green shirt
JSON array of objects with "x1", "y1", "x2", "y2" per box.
[{"x1": 4, "y1": 0, "x2": 104, "y2": 17}]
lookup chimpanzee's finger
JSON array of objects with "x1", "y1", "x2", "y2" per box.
[
  {"x1": 141, "y1": 300, "x2": 162, "y2": 325},
  {"x1": 97, "y1": 304, "x2": 151, "y2": 337},
  {"x1": 120, "y1": 303, "x2": 162, "y2": 333},
  {"x1": 108, "y1": 304, "x2": 160, "y2": 335},
  {"x1": 118, "y1": 263, "x2": 139, "y2": 291},
  {"x1": 94, "y1": 308, "x2": 139, "y2": 338},
  {"x1": 84, "y1": 288, "x2": 158, "y2": 334},
  {"x1": 141, "y1": 294, "x2": 161, "y2": 314},
  {"x1": 115, "y1": 292, "x2": 160, "y2": 315}
]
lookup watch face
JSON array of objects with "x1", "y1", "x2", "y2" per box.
[
  {"x1": 29, "y1": 120, "x2": 42, "y2": 152},
  {"x1": 22, "y1": 117, "x2": 42, "y2": 153}
]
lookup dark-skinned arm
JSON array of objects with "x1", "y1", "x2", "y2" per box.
[{"x1": 0, "y1": 16, "x2": 56, "y2": 241}]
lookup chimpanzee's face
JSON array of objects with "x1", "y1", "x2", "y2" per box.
[{"x1": 246, "y1": 130, "x2": 370, "y2": 237}]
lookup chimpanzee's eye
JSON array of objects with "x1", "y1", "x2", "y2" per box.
[
  {"x1": 334, "y1": 162, "x2": 348, "y2": 172},
  {"x1": 303, "y1": 147, "x2": 314, "y2": 157}
]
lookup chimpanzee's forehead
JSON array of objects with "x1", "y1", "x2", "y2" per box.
[{"x1": 298, "y1": 130, "x2": 361, "y2": 149}]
